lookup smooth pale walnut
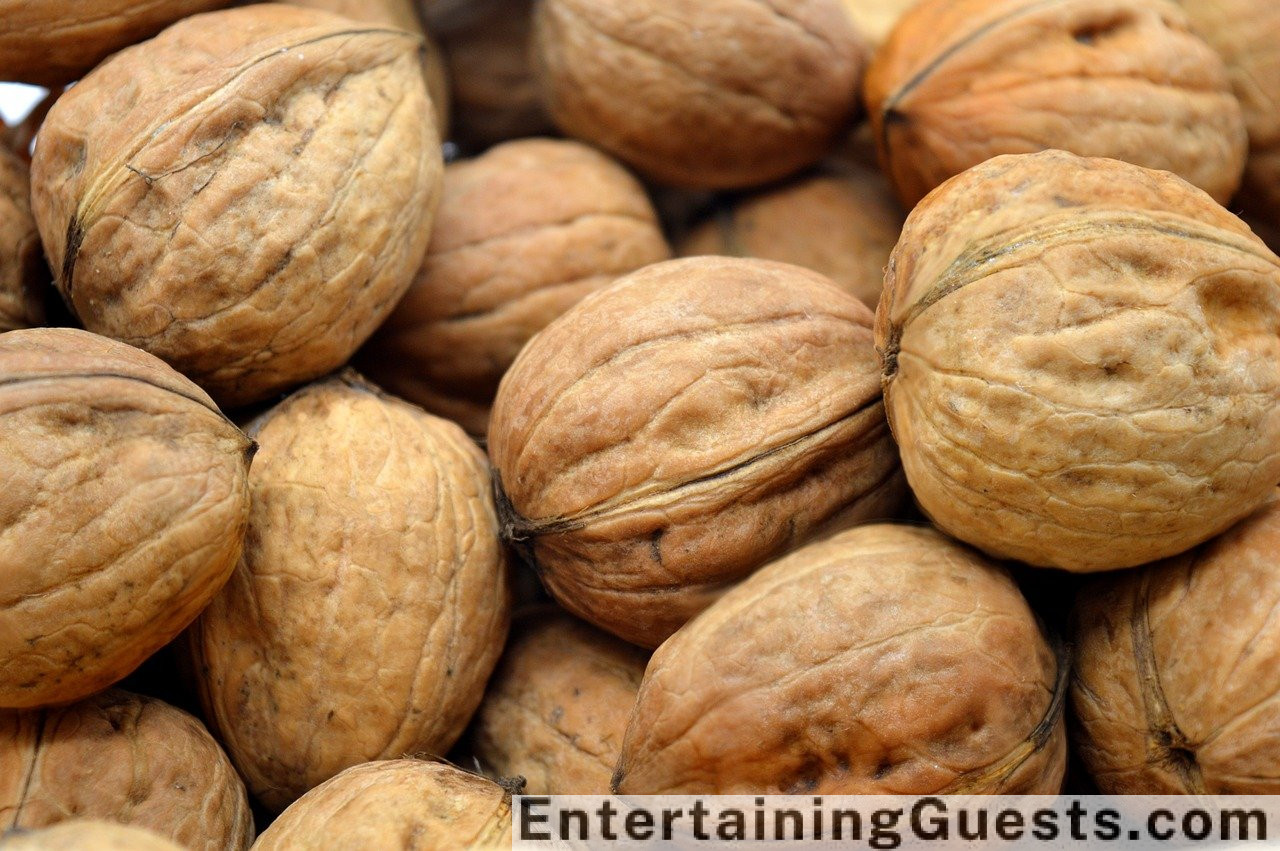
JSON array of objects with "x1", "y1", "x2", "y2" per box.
[
  {"x1": 471, "y1": 611, "x2": 647, "y2": 794},
  {"x1": 878, "y1": 151, "x2": 1280, "y2": 572},
  {"x1": 489, "y1": 257, "x2": 904, "y2": 647},
  {"x1": 0, "y1": 148, "x2": 45, "y2": 333},
  {"x1": 30, "y1": 5, "x2": 443, "y2": 407},
  {"x1": 0, "y1": 821, "x2": 184, "y2": 851},
  {"x1": 0, "y1": 691, "x2": 253, "y2": 850},
  {"x1": 1073, "y1": 492, "x2": 1280, "y2": 793},
  {"x1": 187, "y1": 372, "x2": 510, "y2": 813},
  {"x1": 532, "y1": 0, "x2": 868, "y2": 189},
  {"x1": 359, "y1": 138, "x2": 670, "y2": 436},
  {"x1": 865, "y1": 0, "x2": 1247, "y2": 207},
  {"x1": 254, "y1": 761, "x2": 512, "y2": 851},
  {"x1": 614, "y1": 524, "x2": 1068, "y2": 795},
  {"x1": 0, "y1": 328, "x2": 251, "y2": 709}
]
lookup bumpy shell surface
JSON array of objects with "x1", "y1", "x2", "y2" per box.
[
  {"x1": 878, "y1": 151, "x2": 1280, "y2": 572},
  {"x1": 0, "y1": 821, "x2": 185, "y2": 851},
  {"x1": 490, "y1": 257, "x2": 904, "y2": 647},
  {"x1": 253, "y1": 760, "x2": 512, "y2": 851},
  {"x1": 614, "y1": 524, "x2": 1068, "y2": 794},
  {"x1": 30, "y1": 5, "x2": 443, "y2": 407},
  {"x1": 865, "y1": 0, "x2": 1247, "y2": 207},
  {"x1": 0, "y1": 149, "x2": 45, "y2": 333},
  {"x1": 359, "y1": 138, "x2": 670, "y2": 436},
  {"x1": 188, "y1": 372, "x2": 510, "y2": 812},
  {"x1": 0, "y1": 690, "x2": 253, "y2": 850},
  {"x1": 0, "y1": 328, "x2": 251, "y2": 709},
  {"x1": 472, "y1": 611, "x2": 647, "y2": 794},
  {"x1": 532, "y1": 0, "x2": 867, "y2": 189},
  {"x1": 1072, "y1": 492, "x2": 1280, "y2": 794}
]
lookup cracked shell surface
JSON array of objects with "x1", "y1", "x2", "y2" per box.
[
  {"x1": 877, "y1": 151, "x2": 1280, "y2": 572},
  {"x1": 30, "y1": 4, "x2": 443, "y2": 407},
  {"x1": 489, "y1": 257, "x2": 904, "y2": 648},
  {"x1": 0, "y1": 149, "x2": 46, "y2": 333},
  {"x1": 0, "y1": 690, "x2": 253, "y2": 850},
  {"x1": 0, "y1": 821, "x2": 184, "y2": 851},
  {"x1": 1072, "y1": 491, "x2": 1280, "y2": 794},
  {"x1": 253, "y1": 760, "x2": 512, "y2": 851},
  {"x1": 613, "y1": 524, "x2": 1068, "y2": 795},
  {"x1": 359, "y1": 138, "x2": 671, "y2": 436},
  {"x1": 471, "y1": 611, "x2": 647, "y2": 794},
  {"x1": 532, "y1": 0, "x2": 867, "y2": 189},
  {"x1": 0, "y1": 327, "x2": 251, "y2": 709},
  {"x1": 865, "y1": 0, "x2": 1247, "y2": 207},
  {"x1": 187, "y1": 372, "x2": 510, "y2": 813}
]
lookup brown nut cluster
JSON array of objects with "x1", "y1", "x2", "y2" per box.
[
  {"x1": 0, "y1": 328, "x2": 251, "y2": 710},
  {"x1": 866, "y1": 0, "x2": 1248, "y2": 207},
  {"x1": 0, "y1": 148, "x2": 44, "y2": 333},
  {"x1": 30, "y1": 4, "x2": 443, "y2": 407},
  {"x1": 0, "y1": 822, "x2": 184, "y2": 851},
  {"x1": 489, "y1": 257, "x2": 904, "y2": 647},
  {"x1": 878, "y1": 150, "x2": 1280, "y2": 572},
  {"x1": 0, "y1": 690, "x2": 253, "y2": 850}
]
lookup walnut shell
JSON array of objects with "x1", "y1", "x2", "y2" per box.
[
  {"x1": 471, "y1": 611, "x2": 647, "y2": 794},
  {"x1": 187, "y1": 372, "x2": 510, "y2": 812},
  {"x1": 253, "y1": 760, "x2": 512, "y2": 851},
  {"x1": 0, "y1": 822, "x2": 184, "y2": 851},
  {"x1": 489, "y1": 257, "x2": 905, "y2": 647},
  {"x1": 865, "y1": 0, "x2": 1248, "y2": 207},
  {"x1": 532, "y1": 0, "x2": 867, "y2": 189},
  {"x1": 878, "y1": 151, "x2": 1280, "y2": 572},
  {"x1": 358, "y1": 138, "x2": 671, "y2": 436},
  {"x1": 1072, "y1": 491, "x2": 1280, "y2": 794},
  {"x1": 0, "y1": 690, "x2": 253, "y2": 850},
  {"x1": 839, "y1": 0, "x2": 918, "y2": 46},
  {"x1": 30, "y1": 4, "x2": 443, "y2": 407},
  {"x1": 0, "y1": 148, "x2": 45, "y2": 333},
  {"x1": 0, "y1": 328, "x2": 251, "y2": 709},
  {"x1": 614, "y1": 524, "x2": 1068, "y2": 794}
]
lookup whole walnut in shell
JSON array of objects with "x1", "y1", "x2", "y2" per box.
[
  {"x1": 878, "y1": 151, "x2": 1280, "y2": 572},
  {"x1": 0, "y1": 690, "x2": 253, "y2": 850},
  {"x1": 533, "y1": 0, "x2": 868, "y2": 189},
  {"x1": 614, "y1": 524, "x2": 1068, "y2": 795},
  {"x1": 865, "y1": 0, "x2": 1248, "y2": 207},
  {"x1": 187, "y1": 372, "x2": 510, "y2": 812},
  {"x1": 489, "y1": 257, "x2": 905, "y2": 647},
  {"x1": 359, "y1": 138, "x2": 670, "y2": 436},
  {"x1": 0, "y1": 822, "x2": 184, "y2": 851},
  {"x1": 471, "y1": 611, "x2": 647, "y2": 794},
  {"x1": 0, "y1": 328, "x2": 251, "y2": 709},
  {"x1": 1072, "y1": 492, "x2": 1280, "y2": 794},
  {"x1": 0, "y1": 148, "x2": 45, "y2": 333},
  {"x1": 254, "y1": 760, "x2": 512, "y2": 851},
  {"x1": 30, "y1": 4, "x2": 443, "y2": 407}
]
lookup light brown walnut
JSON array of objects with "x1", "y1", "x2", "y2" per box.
[
  {"x1": 0, "y1": 149, "x2": 45, "y2": 333},
  {"x1": 0, "y1": 821, "x2": 184, "y2": 851}
]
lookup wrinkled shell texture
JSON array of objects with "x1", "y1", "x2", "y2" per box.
[
  {"x1": 878, "y1": 151, "x2": 1280, "y2": 572},
  {"x1": 187, "y1": 373, "x2": 510, "y2": 813},
  {"x1": 0, "y1": 328, "x2": 251, "y2": 709},
  {"x1": 0, "y1": 821, "x2": 185, "y2": 851},
  {"x1": 30, "y1": 5, "x2": 443, "y2": 407},
  {"x1": 679, "y1": 165, "x2": 903, "y2": 311},
  {"x1": 840, "y1": 0, "x2": 917, "y2": 45},
  {"x1": 1072, "y1": 492, "x2": 1280, "y2": 794},
  {"x1": 0, "y1": 150, "x2": 45, "y2": 333},
  {"x1": 0, "y1": 691, "x2": 253, "y2": 850},
  {"x1": 254, "y1": 760, "x2": 512, "y2": 851},
  {"x1": 533, "y1": 0, "x2": 867, "y2": 189},
  {"x1": 490, "y1": 257, "x2": 904, "y2": 648},
  {"x1": 360, "y1": 138, "x2": 671, "y2": 436},
  {"x1": 865, "y1": 0, "x2": 1248, "y2": 207},
  {"x1": 0, "y1": 0, "x2": 234, "y2": 86},
  {"x1": 472, "y1": 612, "x2": 647, "y2": 794},
  {"x1": 615, "y1": 524, "x2": 1067, "y2": 795}
]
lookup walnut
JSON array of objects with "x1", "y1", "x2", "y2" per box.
[
  {"x1": 0, "y1": 822, "x2": 184, "y2": 851},
  {"x1": 0, "y1": 147, "x2": 45, "y2": 333},
  {"x1": 839, "y1": 0, "x2": 919, "y2": 46}
]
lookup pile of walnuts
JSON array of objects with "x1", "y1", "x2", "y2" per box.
[{"x1": 1, "y1": 0, "x2": 1279, "y2": 846}]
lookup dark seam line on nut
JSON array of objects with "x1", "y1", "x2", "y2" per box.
[
  {"x1": 0, "y1": 371, "x2": 228, "y2": 423},
  {"x1": 9, "y1": 709, "x2": 47, "y2": 830}
]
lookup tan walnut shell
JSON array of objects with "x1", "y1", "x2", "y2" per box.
[
  {"x1": 187, "y1": 372, "x2": 511, "y2": 813},
  {"x1": 877, "y1": 151, "x2": 1280, "y2": 572},
  {"x1": 839, "y1": 0, "x2": 919, "y2": 46},
  {"x1": 532, "y1": 0, "x2": 868, "y2": 189},
  {"x1": 0, "y1": 821, "x2": 184, "y2": 851},
  {"x1": 30, "y1": 4, "x2": 443, "y2": 407},
  {"x1": 0, "y1": 148, "x2": 45, "y2": 333},
  {"x1": 0, "y1": 690, "x2": 253, "y2": 850},
  {"x1": 359, "y1": 138, "x2": 671, "y2": 436},
  {"x1": 0, "y1": 328, "x2": 252, "y2": 709},
  {"x1": 489, "y1": 257, "x2": 905, "y2": 648},
  {"x1": 1072, "y1": 491, "x2": 1280, "y2": 794},
  {"x1": 865, "y1": 0, "x2": 1248, "y2": 207},
  {"x1": 613, "y1": 524, "x2": 1068, "y2": 795},
  {"x1": 254, "y1": 760, "x2": 512, "y2": 851},
  {"x1": 471, "y1": 610, "x2": 647, "y2": 795}
]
